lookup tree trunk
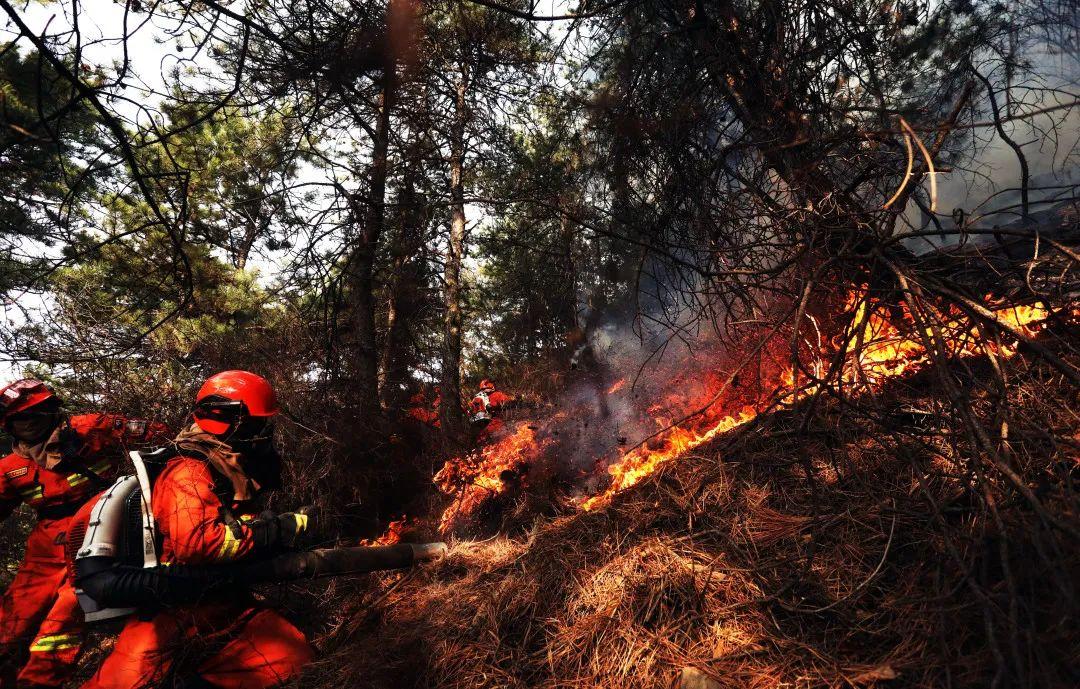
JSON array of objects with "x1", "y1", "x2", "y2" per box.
[
  {"x1": 379, "y1": 154, "x2": 425, "y2": 412},
  {"x1": 235, "y1": 218, "x2": 259, "y2": 270},
  {"x1": 439, "y1": 60, "x2": 469, "y2": 439},
  {"x1": 350, "y1": 77, "x2": 394, "y2": 427},
  {"x1": 556, "y1": 200, "x2": 579, "y2": 336}
]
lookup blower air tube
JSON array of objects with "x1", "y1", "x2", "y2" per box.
[
  {"x1": 239, "y1": 543, "x2": 448, "y2": 581},
  {"x1": 76, "y1": 543, "x2": 447, "y2": 610}
]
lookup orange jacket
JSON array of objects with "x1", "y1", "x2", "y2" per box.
[
  {"x1": 0, "y1": 413, "x2": 169, "y2": 521},
  {"x1": 152, "y1": 456, "x2": 259, "y2": 565},
  {"x1": 406, "y1": 390, "x2": 441, "y2": 427},
  {"x1": 470, "y1": 390, "x2": 511, "y2": 417}
]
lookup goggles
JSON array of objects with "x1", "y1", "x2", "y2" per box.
[{"x1": 194, "y1": 394, "x2": 273, "y2": 439}]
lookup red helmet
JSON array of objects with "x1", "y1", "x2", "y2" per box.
[
  {"x1": 193, "y1": 370, "x2": 279, "y2": 435},
  {"x1": 0, "y1": 379, "x2": 56, "y2": 424},
  {"x1": 479, "y1": 379, "x2": 496, "y2": 392}
]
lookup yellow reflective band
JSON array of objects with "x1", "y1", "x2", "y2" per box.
[
  {"x1": 19, "y1": 486, "x2": 44, "y2": 501},
  {"x1": 294, "y1": 513, "x2": 309, "y2": 533},
  {"x1": 218, "y1": 527, "x2": 242, "y2": 561},
  {"x1": 67, "y1": 474, "x2": 89, "y2": 488},
  {"x1": 90, "y1": 461, "x2": 112, "y2": 474},
  {"x1": 29, "y1": 634, "x2": 80, "y2": 652}
]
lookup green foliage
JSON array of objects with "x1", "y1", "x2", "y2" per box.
[
  {"x1": 0, "y1": 43, "x2": 103, "y2": 293},
  {"x1": 149, "y1": 95, "x2": 311, "y2": 268},
  {"x1": 14, "y1": 226, "x2": 285, "y2": 420},
  {"x1": 6, "y1": 98, "x2": 316, "y2": 422}
]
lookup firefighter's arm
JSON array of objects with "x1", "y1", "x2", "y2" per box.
[
  {"x1": 89, "y1": 414, "x2": 170, "y2": 446},
  {"x1": 143, "y1": 420, "x2": 171, "y2": 444},
  {"x1": 158, "y1": 459, "x2": 260, "y2": 564},
  {"x1": 159, "y1": 459, "x2": 316, "y2": 565}
]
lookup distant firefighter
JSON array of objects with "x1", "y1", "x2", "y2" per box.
[
  {"x1": 405, "y1": 385, "x2": 441, "y2": 428},
  {"x1": 468, "y1": 379, "x2": 513, "y2": 441}
]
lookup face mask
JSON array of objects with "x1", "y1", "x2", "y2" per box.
[
  {"x1": 238, "y1": 439, "x2": 283, "y2": 492},
  {"x1": 7, "y1": 411, "x2": 60, "y2": 443}
]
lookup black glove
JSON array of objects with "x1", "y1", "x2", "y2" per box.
[
  {"x1": 250, "y1": 505, "x2": 320, "y2": 554},
  {"x1": 276, "y1": 505, "x2": 319, "y2": 549}
]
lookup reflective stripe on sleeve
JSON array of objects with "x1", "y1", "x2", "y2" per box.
[
  {"x1": 67, "y1": 474, "x2": 89, "y2": 488},
  {"x1": 29, "y1": 633, "x2": 80, "y2": 652},
  {"x1": 218, "y1": 525, "x2": 242, "y2": 561}
]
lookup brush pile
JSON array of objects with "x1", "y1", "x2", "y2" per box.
[{"x1": 299, "y1": 326, "x2": 1080, "y2": 689}]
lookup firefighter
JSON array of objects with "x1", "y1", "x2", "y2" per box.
[
  {"x1": 468, "y1": 379, "x2": 512, "y2": 442},
  {"x1": 0, "y1": 379, "x2": 167, "y2": 688},
  {"x1": 79, "y1": 370, "x2": 313, "y2": 689}
]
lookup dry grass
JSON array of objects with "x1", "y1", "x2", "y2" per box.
[{"x1": 293, "y1": 338, "x2": 1080, "y2": 689}]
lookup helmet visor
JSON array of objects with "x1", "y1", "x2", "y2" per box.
[
  {"x1": 193, "y1": 394, "x2": 275, "y2": 441},
  {"x1": 193, "y1": 394, "x2": 246, "y2": 435}
]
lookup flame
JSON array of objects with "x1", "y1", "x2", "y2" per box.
[
  {"x1": 581, "y1": 406, "x2": 757, "y2": 510},
  {"x1": 580, "y1": 293, "x2": 1067, "y2": 510},
  {"x1": 435, "y1": 423, "x2": 552, "y2": 533},
  {"x1": 360, "y1": 516, "x2": 415, "y2": 546},
  {"x1": 839, "y1": 294, "x2": 1050, "y2": 385},
  {"x1": 431, "y1": 290, "x2": 1069, "y2": 523}
]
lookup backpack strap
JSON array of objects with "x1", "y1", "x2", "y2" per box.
[{"x1": 128, "y1": 450, "x2": 160, "y2": 568}]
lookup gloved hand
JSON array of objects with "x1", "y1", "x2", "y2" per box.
[
  {"x1": 276, "y1": 505, "x2": 319, "y2": 549},
  {"x1": 250, "y1": 505, "x2": 320, "y2": 554}
]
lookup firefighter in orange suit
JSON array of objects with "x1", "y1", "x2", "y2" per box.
[
  {"x1": 79, "y1": 370, "x2": 313, "y2": 689},
  {"x1": 468, "y1": 379, "x2": 512, "y2": 441},
  {"x1": 0, "y1": 379, "x2": 167, "y2": 688}
]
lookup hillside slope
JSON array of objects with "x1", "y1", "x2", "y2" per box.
[{"x1": 301, "y1": 348, "x2": 1080, "y2": 689}]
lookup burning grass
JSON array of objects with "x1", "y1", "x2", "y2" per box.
[
  {"x1": 435, "y1": 291, "x2": 1068, "y2": 529},
  {"x1": 298, "y1": 325, "x2": 1080, "y2": 689}
]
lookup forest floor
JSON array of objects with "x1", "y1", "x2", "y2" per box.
[
  {"x1": 292, "y1": 342, "x2": 1079, "y2": 689},
  {"x1": 46, "y1": 327, "x2": 1080, "y2": 688}
]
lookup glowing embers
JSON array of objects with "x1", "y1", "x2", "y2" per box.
[{"x1": 435, "y1": 423, "x2": 552, "y2": 533}]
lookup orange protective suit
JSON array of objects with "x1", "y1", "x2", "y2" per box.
[
  {"x1": 0, "y1": 414, "x2": 167, "y2": 688},
  {"x1": 469, "y1": 389, "x2": 511, "y2": 441},
  {"x1": 405, "y1": 388, "x2": 441, "y2": 428},
  {"x1": 80, "y1": 455, "x2": 312, "y2": 689}
]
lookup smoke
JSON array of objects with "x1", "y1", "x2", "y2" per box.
[
  {"x1": 905, "y1": 45, "x2": 1080, "y2": 253},
  {"x1": 493, "y1": 308, "x2": 736, "y2": 499}
]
